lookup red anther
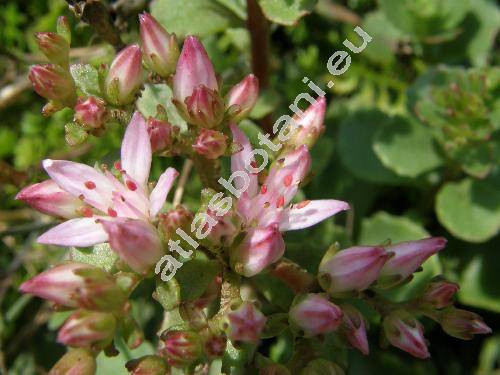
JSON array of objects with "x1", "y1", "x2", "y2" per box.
[
  {"x1": 84, "y1": 181, "x2": 96, "y2": 189},
  {"x1": 260, "y1": 185, "x2": 267, "y2": 194},
  {"x1": 126, "y1": 180, "x2": 137, "y2": 191},
  {"x1": 283, "y1": 174, "x2": 293, "y2": 187},
  {"x1": 296, "y1": 200, "x2": 311, "y2": 209},
  {"x1": 81, "y1": 207, "x2": 93, "y2": 217},
  {"x1": 114, "y1": 161, "x2": 122, "y2": 170},
  {"x1": 107, "y1": 207, "x2": 118, "y2": 217},
  {"x1": 276, "y1": 195, "x2": 285, "y2": 208}
]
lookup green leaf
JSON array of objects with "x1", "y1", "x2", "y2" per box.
[
  {"x1": 373, "y1": 115, "x2": 442, "y2": 177},
  {"x1": 153, "y1": 278, "x2": 181, "y2": 311},
  {"x1": 69, "y1": 243, "x2": 117, "y2": 272},
  {"x1": 436, "y1": 178, "x2": 500, "y2": 243},
  {"x1": 258, "y1": 0, "x2": 317, "y2": 26},
  {"x1": 150, "y1": 0, "x2": 241, "y2": 38},
  {"x1": 70, "y1": 63, "x2": 100, "y2": 97}
]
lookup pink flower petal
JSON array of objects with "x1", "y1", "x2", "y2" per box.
[
  {"x1": 37, "y1": 218, "x2": 108, "y2": 247},
  {"x1": 149, "y1": 167, "x2": 178, "y2": 217},
  {"x1": 279, "y1": 199, "x2": 350, "y2": 231},
  {"x1": 230, "y1": 124, "x2": 258, "y2": 198}
]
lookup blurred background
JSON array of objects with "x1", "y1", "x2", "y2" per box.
[{"x1": 0, "y1": 0, "x2": 499, "y2": 373}]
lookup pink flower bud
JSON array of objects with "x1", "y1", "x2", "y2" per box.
[
  {"x1": 173, "y1": 36, "x2": 218, "y2": 103},
  {"x1": 139, "y1": 13, "x2": 179, "y2": 77},
  {"x1": 16, "y1": 179, "x2": 84, "y2": 219},
  {"x1": 126, "y1": 355, "x2": 168, "y2": 375},
  {"x1": 440, "y1": 308, "x2": 491, "y2": 340},
  {"x1": 49, "y1": 348, "x2": 96, "y2": 375},
  {"x1": 338, "y1": 304, "x2": 369, "y2": 355},
  {"x1": 231, "y1": 226, "x2": 285, "y2": 277},
  {"x1": 35, "y1": 32, "x2": 70, "y2": 67},
  {"x1": 289, "y1": 294, "x2": 343, "y2": 337},
  {"x1": 383, "y1": 309, "x2": 429, "y2": 359},
  {"x1": 100, "y1": 220, "x2": 164, "y2": 274},
  {"x1": 378, "y1": 237, "x2": 447, "y2": 289},
  {"x1": 105, "y1": 45, "x2": 143, "y2": 105},
  {"x1": 57, "y1": 310, "x2": 116, "y2": 350},
  {"x1": 193, "y1": 129, "x2": 227, "y2": 159},
  {"x1": 226, "y1": 74, "x2": 259, "y2": 122},
  {"x1": 227, "y1": 301, "x2": 267, "y2": 343},
  {"x1": 160, "y1": 330, "x2": 202, "y2": 368},
  {"x1": 288, "y1": 96, "x2": 326, "y2": 149},
  {"x1": 419, "y1": 277, "x2": 459, "y2": 309},
  {"x1": 19, "y1": 263, "x2": 126, "y2": 311},
  {"x1": 318, "y1": 246, "x2": 389, "y2": 295},
  {"x1": 183, "y1": 85, "x2": 224, "y2": 128},
  {"x1": 204, "y1": 333, "x2": 227, "y2": 359},
  {"x1": 74, "y1": 96, "x2": 106, "y2": 129},
  {"x1": 159, "y1": 205, "x2": 194, "y2": 242},
  {"x1": 29, "y1": 64, "x2": 76, "y2": 105},
  {"x1": 147, "y1": 118, "x2": 172, "y2": 152}
]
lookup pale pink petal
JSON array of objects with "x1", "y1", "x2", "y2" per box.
[
  {"x1": 279, "y1": 199, "x2": 350, "y2": 231},
  {"x1": 38, "y1": 218, "x2": 108, "y2": 247},
  {"x1": 121, "y1": 112, "x2": 152, "y2": 188},
  {"x1": 230, "y1": 123, "x2": 258, "y2": 197},
  {"x1": 42, "y1": 159, "x2": 114, "y2": 213},
  {"x1": 149, "y1": 167, "x2": 178, "y2": 217}
]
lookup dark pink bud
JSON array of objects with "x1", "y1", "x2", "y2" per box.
[
  {"x1": 74, "y1": 96, "x2": 106, "y2": 129},
  {"x1": 147, "y1": 118, "x2": 172, "y2": 152},
  {"x1": 126, "y1": 355, "x2": 168, "y2": 375},
  {"x1": 226, "y1": 74, "x2": 259, "y2": 122},
  {"x1": 383, "y1": 310, "x2": 429, "y2": 359},
  {"x1": 184, "y1": 85, "x2": 224, "y2": 128},
  {"x1": 48, "y1": 348, "x2": 96, "y2": 375},
  {"x1": 29, "y1": 64, "x2": 76, "y2": 105},
  {"x1": 440, "y1": 307, "x2": 491, "y2": 340},
  {"x1": 419, "y1": 277, "x2": 459, "y2": 309},
  {"x1": 204, "y1": 333, "x2": 227, "y2": 359},
  {"x1": 227, "y1": 301, "x2": 267, "y2": 343},
  {"x1": 105, "y1": 45, "x2": 143, "y2": 105},
  {"x1": 192, "y1": 129, "x2": 227, "y2": 159},
  {"x1": 288, "y1": 96, "x2": 326, "y2": 149},
  {"x1": 160, "y1": 330, "x2": 202, "y2": 368},
  {"x1": 139, "y1": 13, "x2": 179, "y2": 77},
  {"x1": 338, "y1": 304, "x2": 369, "y2": 355},
  {"x1": 35, "y1": 32, "x2": 70, "y2": 66},
  {"x1": 289, "y1": 293, "x2": 343, "y2": 337}
]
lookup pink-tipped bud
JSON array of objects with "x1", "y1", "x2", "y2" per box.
[
  {"x1": 288, "y1": 96, "x2": 326, "y2": 149},
  {"x1": 19, "y1": 262, "x2": 126, "y2": 311},
  {"x1": 147, "y1": 118, "x2": 172, "y2": 152},
  {"x1": 105, "y1": 45, "x2": 143, "y2": 105},
  {"x1": 57, "y1": 310, "x2": 116, "y2": 350},
  {"x1": 289, "y1": 293, "x2": 343, "y2": 337},
  {"x1": 100, "y1": 220, "x2": 163, "y2": 274},
  {"x1": 35, "y1": 32, "x2": 70, "y2": 67},
  {"x1": 383, "y1": 309, "x2": 429, "y2": 359},
  {"x1": 173, "y1": 36, "x2": 218, "y2": 103},
  {"x1": 227, "y1": 301, "x2": 267, "y2": 343},
  {"x1": 29, "y1": 64, "x2": 76, "y2": 105},
  {"x1": 126, "y1": 355, "x2": 168, "y2": 375},
  {"x1": 378, "y1": 237, "x2": 447, "y2": 289},
  {"x1": 231, "y1": 226, "x2": 285, "y2": 277},
  {"x1": 159, "y1": 205, "x2": 194, "y2": 242},
  {"x1": 318, "y1": 246, "x2": 389, "y2": 295},
  {"x1": 160, "y1": 330, "x2": 202, "y2": 368},
  {"x1": 139, "y1": 13, "x2": 179, "y2": 77},
  {"x1": 49, "y1": 348, "x2": 96, "y2": 375},
  {"x1": 16, "y1": 179, "x2": 84, "y2": 219},
  {"x1": 338, "y1": 304, "x2": 369, "y2": 355},
  {"x1": 440, "y1": 307, "x2": 491, "y2": 340},
  {"x1": 419, "y1": 277, "x2": 459, "y2": 309},
  {"x1": 303, "y1": 359, "x2": 345, "y2": 375},
  {"x1": 74, "y1": 96, "x2": 106, "y2": 129},
  {"x1": 182, "y1": 85, "x2": 224, "y2": 128},
  {"x1": 204, "y1": 333, "x2": 227, "y2": 359},
  {"x1": 193, "y1": 129, "x2": 227, "y2": 159},
  {"x1": 226, "y1": 74, "x2": 259, "y2": 122}
]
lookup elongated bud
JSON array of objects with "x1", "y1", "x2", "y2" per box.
[
  {"x1": 338, "y1": 304, "x2": 369, "y2": 355},
  {"x1": 318, "y1": 246, "x2": 388, "y2": 295},
  {"x1": 419, "y1": 277, "x2": 459, "y2": 309},
  {"x1": 227, "y1": 301, "x2": 267, "y2": 343},
  {"x1": 204, "y1": 332, "x2": 227, "y2": 359},
  {"x1": 160, "y1": 330, "x2": 202, "y2": 368},
  {"x1": 173, "y1": 36, "x2": 218, "y2": 103},
  {"x1": 289, "y1": 294, "x2": 343, "y2": 337},
  {"x1": 16, "y1": 179, "x2": 84, "y2": 219},
  {"x1": 440, "y1": 307, "x2": 491, "y2": 340},
  {"x1": 287, "y1": 96, "x2": 326, "y2": 149},
  {"x1": 303, "y1": 359, "x2": 345, "y2": 375},
  {"x1": 147, "y1": 118, "x2": 172, "y2": 152},
  {"x1": 230, "y1": 226, "x2": 285, "y2": 277},
  {"x1": 19, "y1": 262, "x2": 126, "y2": 310},
  {"x1": 383, "y1": 309, "x2": 429, "y2": 359},
  {"x1": 139, "y1": 13, "x2": 179, "y2": 77},
  {"x1": 193, "y1": 129, "x2": 227, "y2": 159},
  {"x1": 100, "y1": 220, "x2": 164, "y2": 274},
  {"x1": 49, "y1": 349, "x2": 96, "y2": 375},
  {"x1": 105, "y1": 45, "x2": 143, "y2": 105},
  {"x1": 57, "y1": 16, "x2": 71, "y2": 45},
  {"x1": 58, "y1": 310, "x2": 116, "y2": 350},
  {"x1": 74, "y1": 96, "x2": 107, "y2": 129},
  {"x1": 183, "y1": 85, "x2": 224, "y2": 128},
  {"x1": 226, "y1": 74, "x2": 259, "y2": 122},
  {"x1": 35, "y1": 32, "x2": 70, "y2": 67},
  {"x1": 126, "y1": 355, "x2": 168, "y2": 375},
  {"x1": 378, "y1": 237, "x2": 447, "y2": 289},
  {"x1": 159, "y1": 205, "x2": 193, "y2": 242},
  {"x1": 29, "y1": 64, "x2": 76, "y2": 106}
]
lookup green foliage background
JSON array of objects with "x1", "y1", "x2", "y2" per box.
[{"x1": 0, "y1": 0, "x2": 498, "y2": 373}]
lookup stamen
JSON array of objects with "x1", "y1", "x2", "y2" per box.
[
  {"x1": 260, "y1": 185, "x2": 267, "y2": 194},
  {"x1": 276, "y1": 195, "x2": 285, "y2": 208},
  {"x1": 126, "y1": 180, "x2": 137, "y2": 191},
  {"x1": 84, "y1": 181, "x2": 96, "y2": 189},
  {"x1": 107, "y1": 207, "x2": 118, "y2": 217},
  {"x1": 114, "y1": 161, "x2": 122, "y2": 170},
  {"x1": 263, "y1": 202, "x2": 270, "y2": 208},
  {"x1": 283, "y1": 174, "x2": 293, "y2": 187}
]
